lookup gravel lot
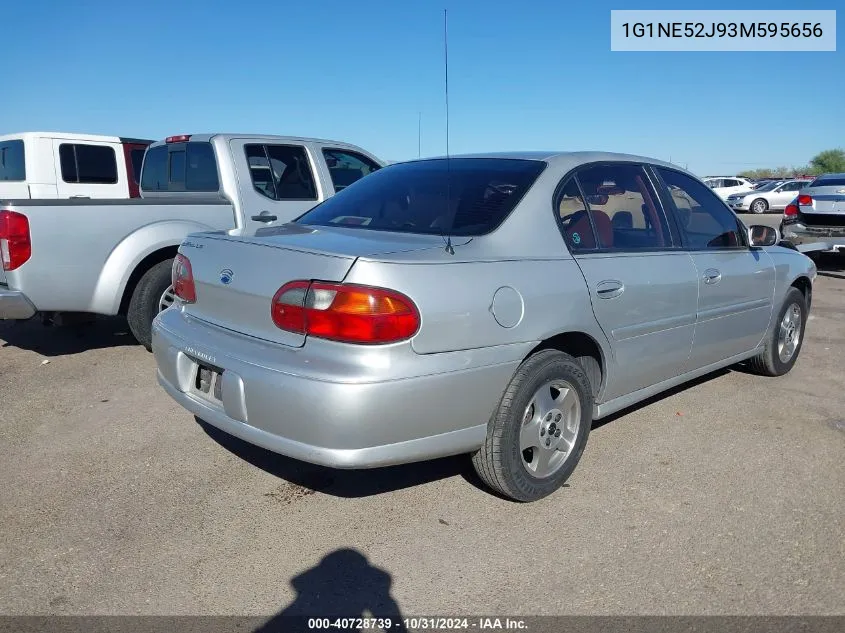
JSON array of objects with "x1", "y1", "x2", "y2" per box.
[{"x1": 1, "y1": 247, "x2": 843, "y2": 618}]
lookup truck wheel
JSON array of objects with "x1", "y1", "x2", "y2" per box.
[
  {"x1": 471, "y1": 349, "x2": 593, "y2": 502},
  {"x1": 747, "y1": 287, "x2": 807, "y2": 377},
  {"x1": 127, "y1": 259, "x2": 174, "y2": 351}
]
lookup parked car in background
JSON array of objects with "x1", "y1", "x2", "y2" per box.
[
  {"x1": 702, "y1": 176, "x2": 755, "y2": 200},
  {"x1": 151, "y1": 151, "x2": 815, "y2": 502},
  {"x1": 0, "y1": 132, "x2": 152, "y2": 199},
  {"x1": 0, "y1": 133, "x2": 383, "y2": 348},
  {"x1": 780, "y1": 172, "x2": 845, "y2": 255},
  {"x1": 727, "y1": 179, "x2": 812, "y2": 214}
]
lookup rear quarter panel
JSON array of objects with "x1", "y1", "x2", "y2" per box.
[
  {"x1": 343, "y1": 253, "x2": 610, "y2": 371},
  {"x1": 4, "y1": 199, "x2": 236, "y2": 314}
]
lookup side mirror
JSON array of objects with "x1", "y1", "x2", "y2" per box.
[{"x1": 748, "y1": 224, "x2": 778, "y2": 247}]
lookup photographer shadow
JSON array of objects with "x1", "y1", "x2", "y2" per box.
[{"x1": 254, "y1": 548, "x2": 407, "y2": 633}]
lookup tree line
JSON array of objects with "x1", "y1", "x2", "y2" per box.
[{"x1": 738, "y1": 148, "x2": 845, "y2": 180}]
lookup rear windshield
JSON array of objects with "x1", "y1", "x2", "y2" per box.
[
  {"x1": 294, "y1": 158, "x2": 546, "y2": 236},
  {"x1": 809, "y1": 176, "x2": 845, "y2": 188},
  {"x1": 140, "y1": 142, "x2": 219, "y2": 192},
  {"x1": 0, "y1": 140, "x2": 25, "y2": 181}
]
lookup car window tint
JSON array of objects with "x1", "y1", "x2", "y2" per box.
[
  {"x1": 59, "y1": 144, "x2": 78, "y2": 183},
  {"x1": 140, "y1": 146, "x2": 168, "y2": 191},
  {"x1": 0, "y1": 140, "x2": 26, "y2": 181},
  {"x1": 246, "y1": 144, "x2": 317, "y2": 201},
  {"x1": 295, "y1": 158, "x2": 546, "y2": 236},
  {"x1": 657, "y1": 168, "x2": 744, "y2": 249},
  {"x1": 185, "y1": 142, "x2": 219, "y2": 191},
  {"x1": 130, "y1": 149, "x2": 145, "y2": 184},
  {"x1": 572, "y1": 163, "x2": 669, "y2": 250},
  {"x1": 246, "y1": 145, "x2": 276, "y2": 199},
  {"x1": 75, "y1": 144, "x2": 117, "y2": 183},
  {"x1": 323, "y1": 148, "x2": 381, "y2": 192},
  {"x1": 169, "y1": 150, "x2": 186, "y2": 185},
  {"x1": 558, "y1": 178, "x2": 596, "y2": 250}
]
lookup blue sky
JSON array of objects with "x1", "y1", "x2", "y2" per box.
[{"x1": 2, "y1": 0, "x2": 842, "y2": 175}]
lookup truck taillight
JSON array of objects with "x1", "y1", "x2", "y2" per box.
[
  {"x1": 172, "y1": 254, "x2": 196, "y2": 303},
  {"x1": 271, "y1": 281, "x2": 420, "y2": 344},
  {"x1": 165, "y1": 135, "x2": 191, "y2": 143},
  {"x1": 797, "y1": 194, "x2": 813, "y2": 206},
  {"x1": 784, "y1": 203, "x2": 799, "y2": 218},
  {"x1": 0, "y1": 210, "x2": 32, "y2": 271}
]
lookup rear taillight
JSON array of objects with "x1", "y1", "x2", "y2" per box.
[
  {"x1": 797, "y1": 194, "x2": 813, "y2": 206},
  {"x1": 0, "y1": 210, "x2": 32, "y2": 271},
  {"x1": 172, "y1": 254, "x2": 196, "y2": 303},
  {"x1": 271, "y1": 281, "x2": 420, "y2": 344},
  {"x1": 784, "y1": 203, "x2": 799, "y2": 218}
]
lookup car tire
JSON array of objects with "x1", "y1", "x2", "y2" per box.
[
  {"x1": 750, "y1": 198, "x2": 769, "y2": 214},
  {"x1": 126, "y1": 259, "x2": 174, "y2": 351},
  {"x1": 747, "y1": 287, "x2": 807, "y2": 377},
  {"x1": 471, "y1": 349, "x2": 593, "y2": 502}
]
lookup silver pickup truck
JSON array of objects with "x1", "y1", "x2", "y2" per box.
[{"x1": 0, "y1": 133, "x2": 383, "y2": 348}]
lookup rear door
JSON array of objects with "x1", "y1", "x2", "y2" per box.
[
  {"x1": 653, "y1": 167, "x2": 775, "y2": 368},
  {"x1": 229, "y1": 139, "x2": 328, "y2": 232},
  {"x1": 0, "y1": 139, "x2": 30, "y2": 199},
  {"x1": 558, "y1": 162, "x2": 698, "y2": 400},
  {"x1": 53, "y1": 140, "x2": 126, "y2": 198}
]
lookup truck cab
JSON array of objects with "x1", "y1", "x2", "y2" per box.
[{"x1": 0, "y1": 132, "x2": 152, "y2": 200}]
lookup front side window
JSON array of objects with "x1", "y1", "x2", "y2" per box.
[
  {"x1": 559, "y1": 163, "x2": 670, "y2": 251},
  {"x1": 245, "y1": 144, "x2": 317, "y2": 201},
  {"x1": 656, "y1": 168, "x2": 745, "y2": 249},
  {"x1": 0, "y1": 140, "x2": 26, "y2": 181},
  {"x1": 322, "y1": 148, "x2": 381, "y2": 192},
  {"x1": 59, "y1": 144, "x2": 118, "y2": 184},
  {"x1": 295, "y1": 158, "x2": 546, "y2": 236}
]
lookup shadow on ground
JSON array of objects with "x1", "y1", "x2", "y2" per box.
[
  {"x1": 0, "y1": 316, "x2": 137, "y2": 356},
  {"x1": 254, "y1": 548, "x2": 407, "y2": 633},
  {"x1": 811, "y1": 252, "x2": 845, "y2": 279}
]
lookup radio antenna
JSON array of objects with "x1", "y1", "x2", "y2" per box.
[
  {"x1": 418, "y1": 111, "x2": 422, "y2": 158},
  {"x1": 443, "y1": 8, "x2": 454, "y2": 255}
]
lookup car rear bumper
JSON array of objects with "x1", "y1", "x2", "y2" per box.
[
  {"x1": 0, "y1": 286, "x2": 37, "y2": 319},
  {"x1": 781, "y1": 222, "x2": 845, "y2": 252},
  {"x1": 152, "y1": 308, "x2": 526, "y2": 469}
]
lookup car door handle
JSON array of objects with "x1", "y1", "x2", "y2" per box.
[
  {"x1": 595, "y1": 280, "x2": 625, "y2": 299},
  {"x1": 703, "y1": 268, "x2": 722, "y2": 284},
  {"x1": 251, "y1": 211, "x2": 277, "y2": 222}
]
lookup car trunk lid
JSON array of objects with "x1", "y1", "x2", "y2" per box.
[
  {"x1": 802, "y1": 185, "x2": 845, "y2": 215},
  {"x1": 179, "y1": 224, "x2": 444, "y2": 347}
]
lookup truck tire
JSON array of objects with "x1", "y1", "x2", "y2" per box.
[
  {"x1": 471, "y1": 349, "x2": 593, "y2": 502},
  {"x1": 127, "y1": 259, "x2": 174, "y2": 351},
  {"x1": 747, "y1": 287, "x2": 807, "y2": 377}
]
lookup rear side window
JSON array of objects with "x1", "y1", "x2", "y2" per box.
[
  {"x1": 656, "y1": 168, "x2": 744, "y2": 249},
  {"x1": 295, "y1": 158, "x2": 546, "y2": 236},
  {"x1": 140, "y1": 142, "x2": 219, "y2": 192},
  {"x1": 322, "y1": 148, "x2": 381, "y2": 192},
  {"x1": 809, "y1": 176, "x2": 845, "y2": 187},
  {"x1": 0, "y1": 140, "x2": 25, "y2": 181},
  {"x1": 59, "y1": 144, "x2": 118, "y2": 184},
  {"x1": 130, "y1": 149, "x2": 145, "y2": 184},
  {"x1": 245, "y1": 144, "x2": 317, "y2": 201}
]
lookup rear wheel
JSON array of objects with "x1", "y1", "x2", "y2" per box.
[
  {"x1": 750, "y1": 198, "x2": 769, "y2": 214},
  {"x1": 472, "y1": 350, "x2": 593, "y2": 502},
  {"x1": 748, "y1": 287, "x2": 807, "y2": 377},
  {"x1": 126, "y1": 259, "x2": 174, "y2": 351}
]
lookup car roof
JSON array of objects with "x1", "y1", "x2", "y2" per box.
[
  {"x1": 397, "y1": 150, "x2": 686, "y2": 173},
  {"x1": 147, "y1": 133, "x2": 372, "y2": 151},
  {"x1": 0, "y1": 131, "x2": 144, "y2": 143},
  {"x1": 813, "y1": 172, "x2": 845, "y2": 180}
]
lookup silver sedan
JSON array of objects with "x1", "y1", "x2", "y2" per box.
[{"x1": 152, "y1": 152, "x2": 816, "y2": 502}]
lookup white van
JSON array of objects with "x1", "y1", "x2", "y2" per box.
[{"x1": 0, "y1": 132, "x2": 153, "y2": 200}]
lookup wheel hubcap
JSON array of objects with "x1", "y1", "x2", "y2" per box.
[
  {"x1": 777, "y1": 302, "x2": 802, "y2": 363},
  {"x1": 519, "y1": 380, "x2": 581, "y2": 479},
  {"x1": 158, "y1": 285, "x2": 177, "y2": 313},
  {"x1": 753, "y1": 201, "x2": 765, "y2": 213}
]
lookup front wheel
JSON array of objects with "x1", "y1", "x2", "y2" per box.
[
  {"x1": 472, "y1": 350, "x2": 593, "y2": 502},
  {"x1": 126, "y1": 259, "x2": 175, "y2": 351},
  {"x1": 747, "y1": 287, "x2": 807, "y2": 377},
  {"x1": 750, "y1": 198, "x2": 769, "y2": 214}
]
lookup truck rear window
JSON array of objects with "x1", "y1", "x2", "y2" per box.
[
  {"x1": 294, "y1": 158, "x2": 546, "y2": 236},
  {"x1": 140, "y1": 142, "x2": 219, "y2": 192},
  {"x1": 0, "y1": 140, "x2": 25, "y2": 181}
]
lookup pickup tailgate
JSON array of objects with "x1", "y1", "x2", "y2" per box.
[{"x1": 179, "y1": 225, "x2": 444, "y2": 347}]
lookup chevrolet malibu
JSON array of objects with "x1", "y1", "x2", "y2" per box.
[{"x1": 152, "y1": 152, "x2": 816, "y2": 502}]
